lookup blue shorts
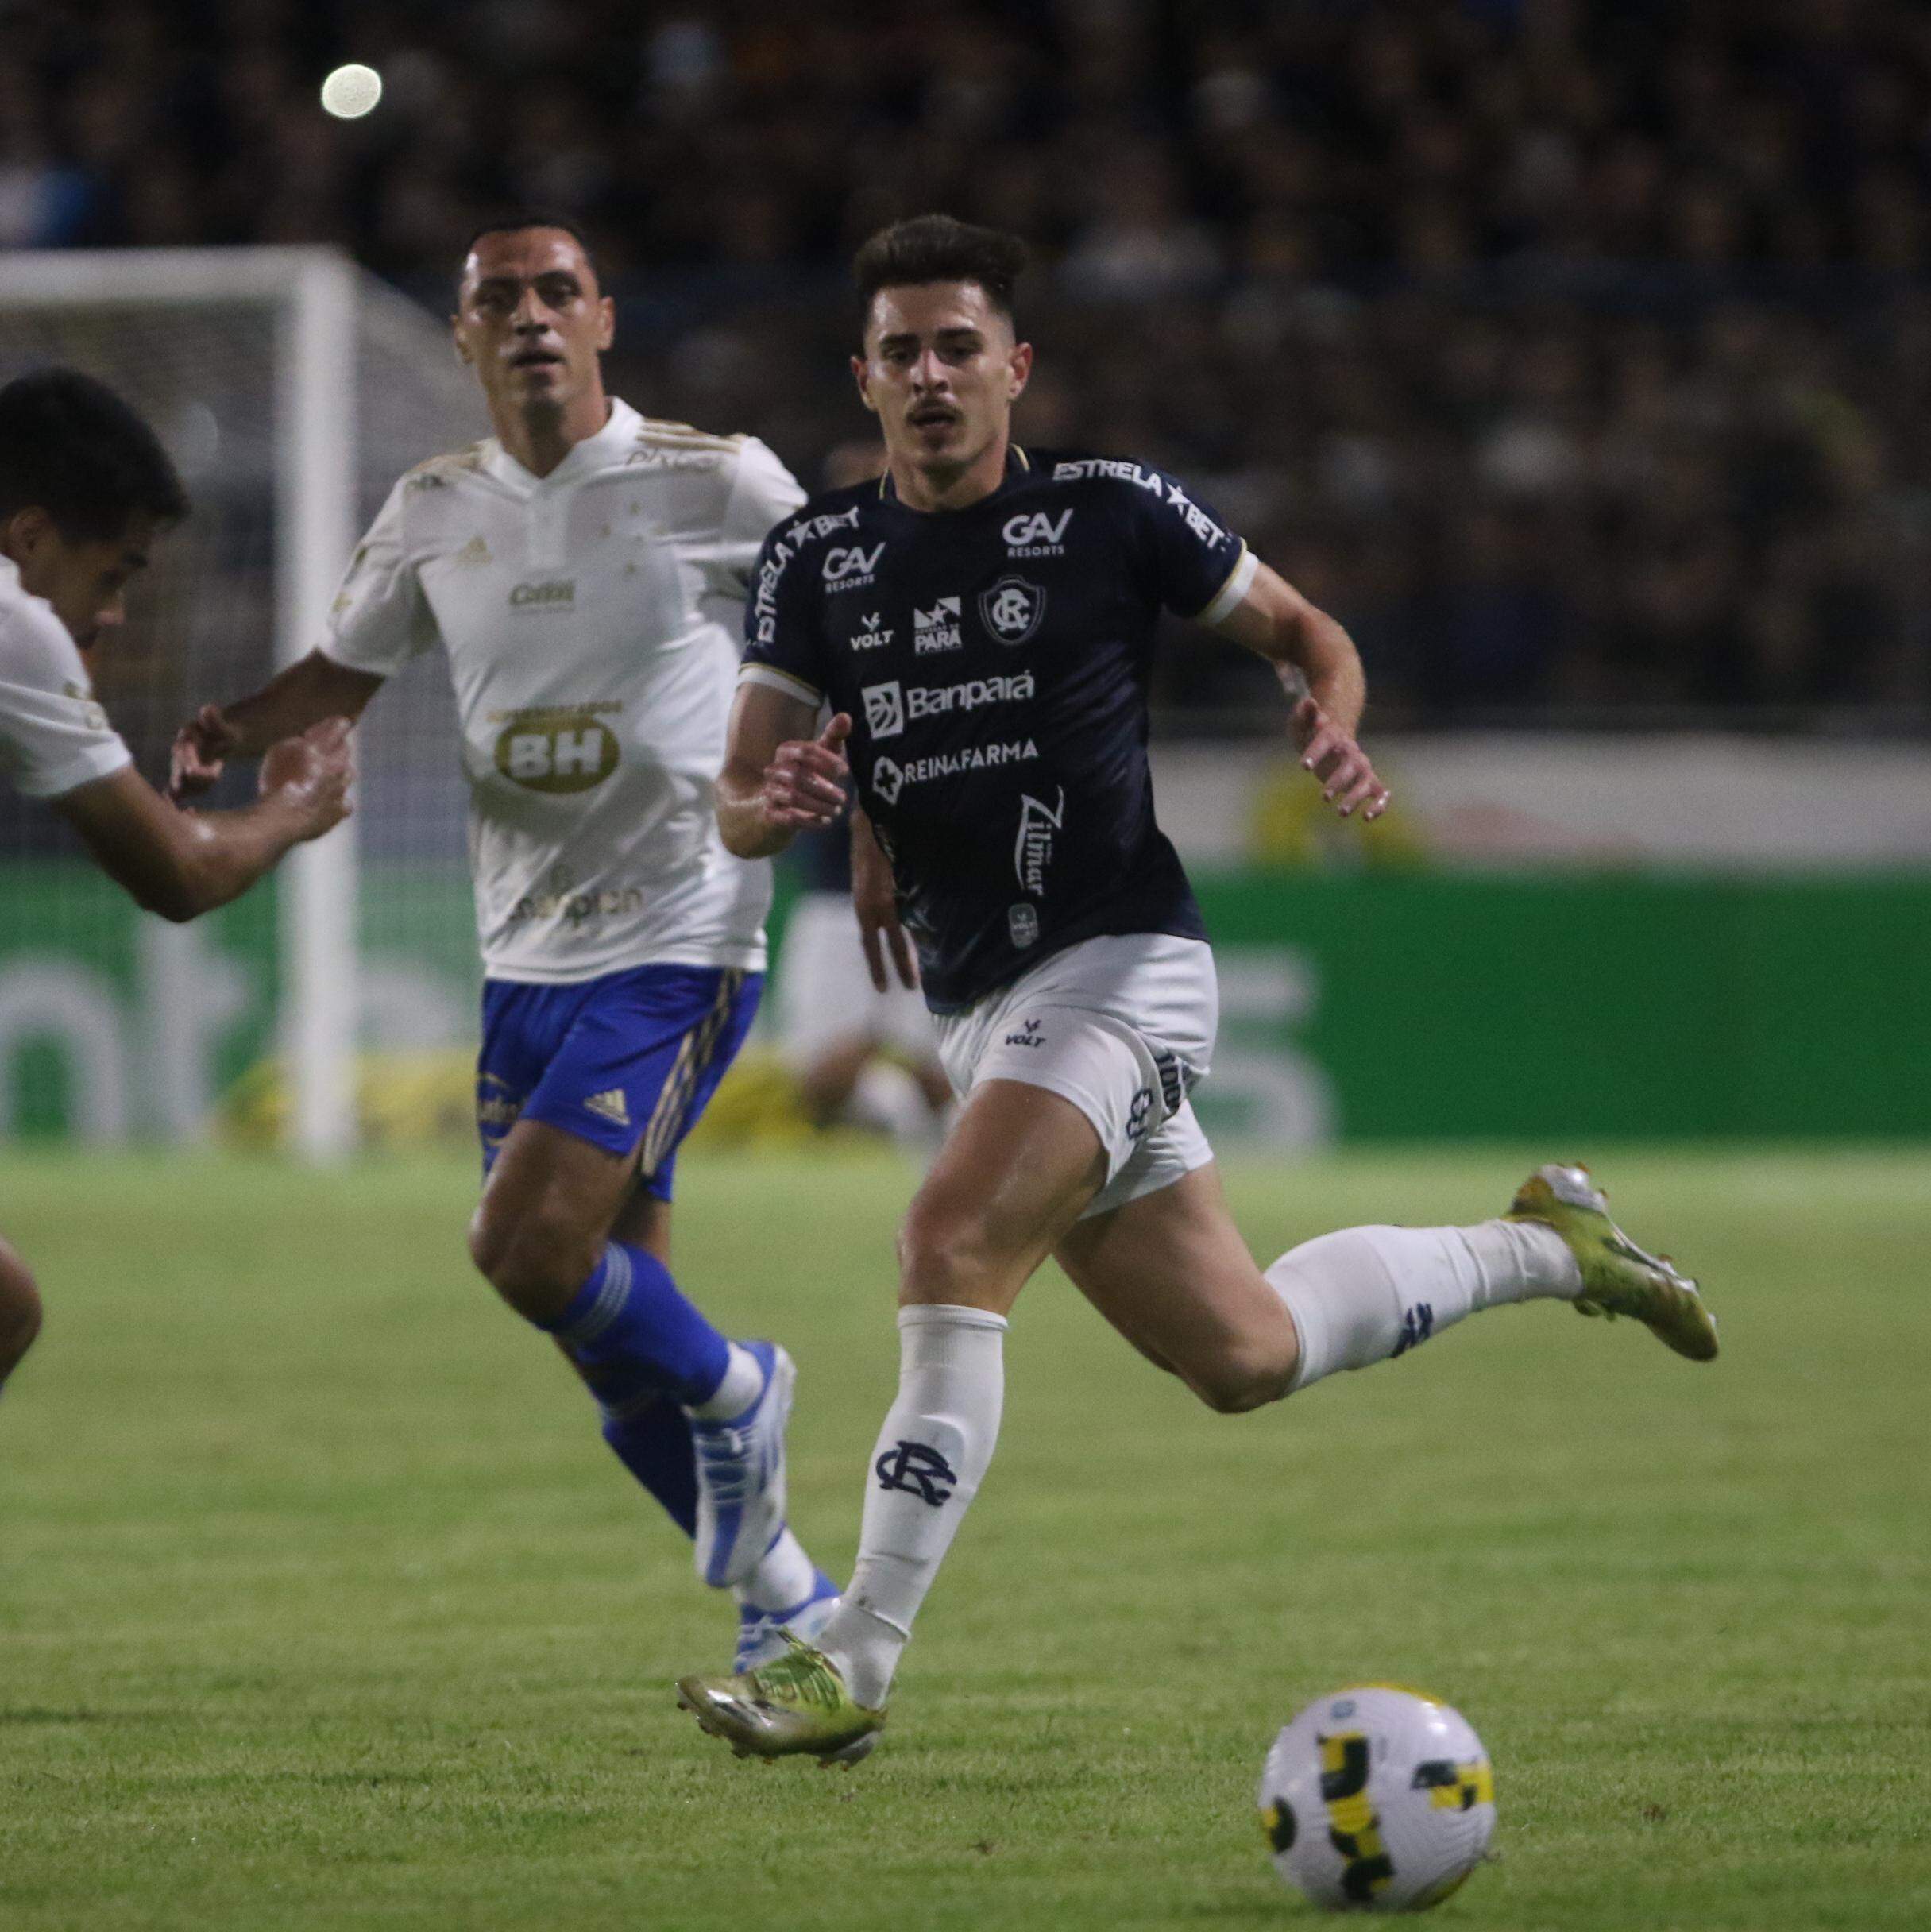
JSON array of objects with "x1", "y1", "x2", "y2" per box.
[{"x1": 477, "y1": 964, "x2": 762, "y2": 1200}]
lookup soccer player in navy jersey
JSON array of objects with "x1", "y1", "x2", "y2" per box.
[{"x1": 677, "y1": 216, "x2": 1717, "y2": 1764}]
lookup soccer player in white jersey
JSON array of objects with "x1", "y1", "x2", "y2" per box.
[
  {"x1": 0, "y1": 369, "x2": 351, "y2": 1398},
  {"x1": 674, "y1": 215, "x2": 1719, "y2": 1764},
  {"x1": 169, "y1": 218, "x2": 837, "y2": 1667}
]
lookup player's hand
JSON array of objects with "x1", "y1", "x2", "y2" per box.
[
  {"x1": 260, "y1": 717, "x2": 354, "y2": 840},
  {"x1": 852, "y1": 817, "x2": 917, "y2": 994},
  {"x1": 169, "y1": 702, "x2": 241, "y2": 801},
  {"x1": 1290, "y1": 695, "x2": 1389, "y2": 821},
  {"x1": 761, "y1": 713, "x2": 851, "y2": 831}
]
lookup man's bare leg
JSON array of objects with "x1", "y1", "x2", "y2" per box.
[{"x1": 0, "y1": 1233, "x2": 42, "y2": 1393}]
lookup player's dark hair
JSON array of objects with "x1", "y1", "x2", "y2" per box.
[
  {"x1": 853, "y1": 214, "x2": 1028, "y2": 333},
  {"x1": 0, "y1": 368, "x2": 190, "y2": 541},
  {"x1": 460, "y1": 213, "x2": 601, "y2": 288}
]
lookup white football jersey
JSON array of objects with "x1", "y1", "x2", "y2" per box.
[
  {"x1": 0, "y1": 554, "x2": 132, "y2": 799},
  {"x1": 322, "y1": 399, "x2": 804, "y2": 983}
]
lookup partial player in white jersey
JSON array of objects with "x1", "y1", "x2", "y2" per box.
[
  {"x1": 169, "y1": 218, "x2": 836, "y2": 1668},
  {"x1": 0, "y1": 369, "x2": 351, "y2": 1400}
]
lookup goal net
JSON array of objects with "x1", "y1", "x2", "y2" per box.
[{"x1": 0, "y1": 248, "x2": 486, "y2": 1158}]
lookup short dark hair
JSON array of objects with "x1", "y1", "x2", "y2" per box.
[
  {"x1": 460, "y1": 213, "x2": 601, "y2": 289},
  {"x1": 853, "y1": 214, "x2": 1028, "y2": 332},
  {"x1": 0, "y1": 368, "x2": 190, "y2": 541}
]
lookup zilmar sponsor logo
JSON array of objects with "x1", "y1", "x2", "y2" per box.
[
  {"x1": 491, "y1": 701, "x2": 623, "y2": 793},
  {"x1": 1014, "y1": 786, "x2": 1064, "y2": 895},
  {"x1": 870, "y1": 737, "x2": 1039, "y2": 806}
]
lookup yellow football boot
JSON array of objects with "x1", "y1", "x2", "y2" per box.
[
  {"x1": 677, "y1": 1634, "x2": 883, "y2": 1768},
  {"x1": 1507, "y1": 1163, "x2": 1718, "y2": 1362}
]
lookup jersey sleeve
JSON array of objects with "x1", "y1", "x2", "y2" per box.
[
  {"x1": 738, "y1": 506, "x2": 831, "y2": 709},
  {"x1": 0, "y1": 598, "x2": 133, "y2": 799},
  {"x1": 717, "y1": 437, "x2": 808, "y2": 599},
  {"x1": 1130, "y1": 466, "x2": 1257, "y2": 624},
  {"x1": 319, "y1": 478, "x2": 434, "y2": 675}
]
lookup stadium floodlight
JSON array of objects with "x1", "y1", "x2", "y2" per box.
[{"x1": 0, "y1": 248, "x2": 485, "y2": 1161}]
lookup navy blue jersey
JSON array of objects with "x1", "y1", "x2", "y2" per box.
[{"x1": 742, "y1": 447, "x2": 1255, "y2": 1011}]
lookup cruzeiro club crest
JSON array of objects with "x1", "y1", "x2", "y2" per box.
[{"x1": 979, "y1": 574, "x2": 1046, "y2": 646}]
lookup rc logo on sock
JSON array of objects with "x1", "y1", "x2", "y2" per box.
[
  {"x1": 1391, "y1": 1302, "x2": 1435, "y2": 1357},
  {"x1": 875, "y1": 1439, "x2": 958, "y2": 1506}
]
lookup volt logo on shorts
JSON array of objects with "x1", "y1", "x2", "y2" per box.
[
  {"x1": 862, "y1": 673, "x2": 1035, "y2": 740},
  {"x1": 1014, "y1": 786, "x2": 1064, "y2": 895},
  {"x1": 1390, "y1": 1301, "x2": 1435, "y2": 1357},
  {"x1": 875, "y1": 1439, "x2": 957, "y2": 1506}
]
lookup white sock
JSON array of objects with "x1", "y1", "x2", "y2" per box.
[
  {"x1": 1266, "y1": 1219, "x2": 1578, "y2": 1392},
  {"x1": 736, "y1": 1525, "x2": 817, "y2": 1614},
  {"x1": 686, "y1": 1341, "x2": 763, "y2": 1421},
  {"x1": 813, "y1": 1303, "x2": 1007, "y2": 1707}
]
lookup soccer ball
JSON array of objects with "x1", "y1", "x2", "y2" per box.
[{"x1": 1257, "y1": 1684, "x2": 1496, "y2": 1912}]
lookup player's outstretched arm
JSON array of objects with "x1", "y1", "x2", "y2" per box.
[
  {"x1": 60, "y1": 717, "x2": 353, "y2": 922},
  {"x1": 715, "y1": 682, "x2": 851, "y2": 859},
  {"x1": 1211, "y1": 559, "x2": 1389, "y2": 821},
  {"x1": 170, "y1": 651, "x2": 383, "y2": 801}
]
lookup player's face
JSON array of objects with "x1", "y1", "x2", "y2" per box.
[
  {"x1": 854, "y1": 283, "x2": 1031, "y2": 477},
  {"x1": 4, "y1": 508, "x2": 155, "y2": 651},
  {"x1": 453, "y1": 229, "x2": 614, "y2": 416}
]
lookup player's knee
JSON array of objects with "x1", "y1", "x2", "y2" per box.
[
  {"x1": 0, "y1": 1242, "x2": 43, "y2": 1378},
  {"x1": 467, "y1": 1201, "x2": 598, "y2": 1320},
  {"x1": 896, "y1": 1198, "x2": 1003, "y2": 1307}
]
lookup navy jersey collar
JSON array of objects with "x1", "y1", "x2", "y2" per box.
[{"x1": 879, "y1": 443, "x2": 1030, "y2": 510}]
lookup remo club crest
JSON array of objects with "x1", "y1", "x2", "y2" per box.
[{"x1": 979, "y1": 574, "x2": 1046, "y2": 646}]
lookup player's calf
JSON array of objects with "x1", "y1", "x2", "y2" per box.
[{"x1": 0, "y1": 1236, "x2": 43, "y2": 1388}]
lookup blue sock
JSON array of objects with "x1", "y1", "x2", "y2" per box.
[
  {"x1": 597, "y1": 1393, "x2": 698, "y2": 1539},
  {"x1": 540, "y1": 1241, "x2": 731, "y2": 1409}
]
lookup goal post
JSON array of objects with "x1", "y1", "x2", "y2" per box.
[{"x1": 0, "y1": 247, "x2": 484, "y2": 1161}]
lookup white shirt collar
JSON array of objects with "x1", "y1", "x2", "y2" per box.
[{"x1": 484, "y1": 396, "x2": 640, "y2": 492}]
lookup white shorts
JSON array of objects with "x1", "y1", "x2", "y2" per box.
[
  {"x1": 933, "y1": 932, "x2": 1218, "y2": 1219},
  {"x1": 777, "y1": 891, "x2": 940, "y2": 1068}
]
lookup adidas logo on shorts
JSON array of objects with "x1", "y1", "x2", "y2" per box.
[{"x1": 584, "y1": 1088, "x2": 631, "y2": 1126}]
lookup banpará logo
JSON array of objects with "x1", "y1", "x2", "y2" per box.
[
  {"x1": 494, "y1": 712, "x2": 620, "y2": 793},
  {"x1": 863, "y1": 670, "x2": 1037, "y2": 740},
  {"x1": 1014, "y1": 786, "x2": 1064, "y2": 895},
  {"x1": 1002, "y1": 508, "x2": 1072, "y2": 555},
  {"x1": 913, "y1": 595, "x2": 964, "y2": 654},
  {"x1": 822, "y1": 541, "x2": 886, "y2": 587},
  {"x1": 509, "y1": 578, "x2": 575, "y2": 611},
  {"x1": 871, "y1": 736, "x2": 1040, "y2": 805},
  {"x1": 979, "y1": 575, "x2": 1046, "y2": 644},
  {"x1": 850, "y1": 612, "x2": 894, "y2": 651},
  {"x1": 862, "y1": 681, "x2": 906, "y2": 738}
]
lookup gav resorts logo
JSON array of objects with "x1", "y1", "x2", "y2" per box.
[
  {"x1": 979, "y1": 575, "x2": 1046, "y2": 645},
  {"x1": 1002, "y1": 508, "x2": 1072, "y2": 556}
]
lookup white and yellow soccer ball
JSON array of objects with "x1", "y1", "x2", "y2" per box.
[{"x1": 1257, "y1": 1684, "x2": 1496, "y2": 1912}]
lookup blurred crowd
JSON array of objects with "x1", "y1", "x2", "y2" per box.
[{"x1": 6, "y1": 0, "x2": 1931, "y2": 721}]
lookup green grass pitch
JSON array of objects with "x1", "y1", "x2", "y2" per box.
[{"x1": 2, "y1": 1146, "x2": 1926, "y2": 1930}]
